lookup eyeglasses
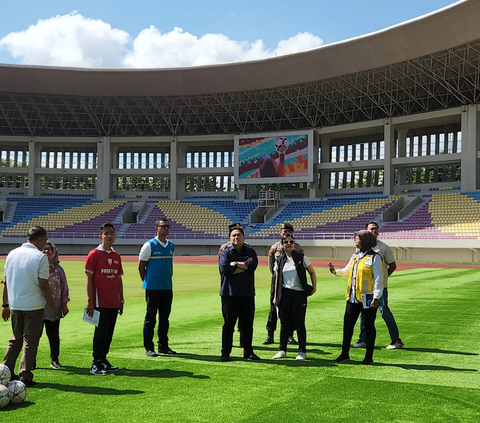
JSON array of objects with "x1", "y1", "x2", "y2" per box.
[
  {"x1": 159, "y1": 225, "x2": 170, "y2": 229},
  {"x1": 283, "y1": 240, "x2": 295, "y2": 245}
]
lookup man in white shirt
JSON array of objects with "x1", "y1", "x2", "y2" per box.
[
  {"x1": 353, "y1": 222, "x2": 404, "y2": 350},
  {"x1": 2, "y1": 226, "x2": 58, "y2": 387}
]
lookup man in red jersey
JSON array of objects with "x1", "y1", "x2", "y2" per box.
[{"x1": 85, "y1": 223, "x2": 124, "y2": 376}]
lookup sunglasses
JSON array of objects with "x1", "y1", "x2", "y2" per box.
[
  {"x1": 283, "y1": 240, "x2": 295, "y2": 245},
  {"x1": 159, "y1": 225, "x2": 170, "y2": 229}
]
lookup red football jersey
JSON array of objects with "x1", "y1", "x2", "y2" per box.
[{"x1": 85, "y1": 246, "x2": 124, "y2": 308}]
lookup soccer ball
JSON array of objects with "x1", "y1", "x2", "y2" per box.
[
  {"x1": 274, "y1": 136, "x2": 289, "y2": 153},
  {"x1": 0, "y1": 385, "x2": 10, "y2": 408},
  {"x1": 7, "y1": 380, "x2": 27, "y2": 404},
  {"x1": 0, "y1": 364, "x2": 10, "y2": 386}
]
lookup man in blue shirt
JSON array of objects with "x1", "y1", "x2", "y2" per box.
[
  {"x1": 219, "y1": 223, "x2": 259, "y2": 362},
  {"x1": 138, "y1": 219, "x2": 176, "y2": 357}
]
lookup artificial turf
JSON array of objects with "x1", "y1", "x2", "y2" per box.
[{"x1": 0, "y1": 260, "x2": 479, "y2": 422}]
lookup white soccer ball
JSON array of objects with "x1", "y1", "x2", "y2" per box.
[
  {"x1": 0, "y1": 385, "x2": 10, "y2": 408},
  {"x1": 274, "y1": 136, "x2": 289, "y2": 153},
  {"x1": 0, "y1": 364, "x2": 11, "y2": 386},
  {"x1": 7, "y1": 380, "x2": 27, "y2": 405}
]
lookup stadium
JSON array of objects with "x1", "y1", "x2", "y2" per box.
[
  {"x1": 1, "y1": 0, "x2": 480, "y2": 261},
  {"x1": 1, "y1": 2, "x2": 480, "y2": 422}
]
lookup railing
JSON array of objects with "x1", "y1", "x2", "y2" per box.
[{"x1": 0, "y1": 231, "x2": 476, "y2": 240}]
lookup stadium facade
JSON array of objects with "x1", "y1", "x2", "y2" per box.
[{"x1": 1, "y1": 0, "x2": 480, "y2": 261}]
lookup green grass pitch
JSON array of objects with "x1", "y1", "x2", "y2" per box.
[{"x1": 0, "y1": 259, "x2": 479, "y2": 422}]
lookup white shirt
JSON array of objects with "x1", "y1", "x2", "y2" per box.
[
  {"x1": 274, "y1": 255, "x2": 311, "y2": 291},
  {"x1": 373, "y1": 239, "x2": 395, "y2": 288},
  {"x1": 4, "y1": 243, "x2": 49, "y2": 311},
  {"x1": 139, "y1": 237, "x2": 171, "y2": 261}
]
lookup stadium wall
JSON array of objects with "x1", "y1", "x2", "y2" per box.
[{"x1": 0, "y1": 238, "x2": 479, "y2": 263}]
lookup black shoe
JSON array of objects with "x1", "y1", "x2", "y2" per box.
[
  {"x1": 90, "y1": 362, "x2": 108, "y2": 376},
  {"x1": 334, "y1": 354, "x2": 350, "y2": 363},
  {"x1": 262, "y1": 336, "x2": 274, "y2": 345},
  {"x1": 145, "y1": 350, "x2": 158, "y2": 357},
  {"x1": 159, "y1": 347, "x2": 177, "y2": 355},
  {"x1": 10, "y1": 374, "x2": 19, "y2": 381},
  {"x1": 360, "y1": 358, "x2": 374, "y2": 365},
  {"x1": 50, "y1": 360, "x2": 63, "y2": 369},
  {"x1": 243, "y1": 352, "x2": 260, "y2": 360},
  {"x1": 20, "y1": 378, "x2": 36, "y2": 387},
  {"x1": 220, "y1": 355, "x2": 231, "y2": 362},
  {"x1": 287, "y1": 336, "x2": 297, "y2": 345},
  {"x1": 103, "y1": 359, "x2": 119, "y2": 372}
]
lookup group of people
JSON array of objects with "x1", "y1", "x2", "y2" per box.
[
  {"x1": 1, "y1": 227, "x2": 70, "y2": 386},
  {"x1": 218, "y1": 220, "x2": 403, "y2": 363},
  {"x1": 1, "y1": 219, "x2": 177, "y2": 382},
  {"x1": 1, "y1": 218, "x2": 404, "y2": 385}
]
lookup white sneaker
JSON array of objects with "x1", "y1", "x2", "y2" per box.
[
  {"x1": 386, "y1": 340, "x2": 404, "y2": 350},
  {"x1": 296, "y1": 351, "x2": 306, "y2": 360},
  {"x1": 273, "y1": 350, "x2": 287, "y2": 359},
  {"x1": 353, "y1": 341, "x2": 367, "y2": 348}
]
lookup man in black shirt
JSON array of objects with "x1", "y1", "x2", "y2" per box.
[{"x1": 218, "y1": 224, "x2": 259, "y2": 362}]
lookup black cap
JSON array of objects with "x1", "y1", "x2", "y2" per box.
[{"x1": 281, "y1": 222, "x2": 294, "y2": 232}]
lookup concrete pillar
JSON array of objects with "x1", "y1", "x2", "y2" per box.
[
  {"x1": 170, "y1": 137, "x2": 178, "y2": 200},
  {"x1": 96, "y1": 136, "x2": 111, "y2": 200},
  {"x1": 461, "y1": 105, "x2": 480, "y2": 191},
  {"x1": 317, "y1": 137, "x2": 330, "y2": 197},
  {"x1": 28, "y1": 137, "x2": 36, "y2": 197},
  {"x1": 238, "y1": 185, "x2": 245, "y2": 200},
  {"x1": 383, "y1": 120, "x2": 394, "y2": 195},
  {"x1": 397, "y1": 128, "x2": 407, "y2": 186}
]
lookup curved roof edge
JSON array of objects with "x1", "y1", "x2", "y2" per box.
[{"x1": 0, "y1": 0, "x2": 478, "y2": 97}]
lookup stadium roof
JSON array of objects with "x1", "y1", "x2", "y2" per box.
[{"x1": 1, "y1": 0, "x2": 480, "y2": 137}]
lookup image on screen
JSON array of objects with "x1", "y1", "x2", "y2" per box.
[{"x1": 238, "y1": 134, "x2": 309, "y2": 181}]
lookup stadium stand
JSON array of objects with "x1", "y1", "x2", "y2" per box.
[
  {"x1": 0, "y1": 198, "x2": 127, "y2": 238},
  {"x1": 249, "y1": 196, "x2": 400, "y2": 239},
  {"x1": 381, "y1": 192, "x2": 480, "y2": 239}
]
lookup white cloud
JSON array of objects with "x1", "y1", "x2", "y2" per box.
[
  {"x1": 0, "y1": 13, "x2": 323, "y2": 69},
  {"x1": 0, "y1": 12, "x2": 130, "y2": 68},
  {"x1": 123, "y1": 27, "x2": 323, "y2": 68},
  {"x1": 275, "y1": 32, "x2": 325, "y2": 56}
]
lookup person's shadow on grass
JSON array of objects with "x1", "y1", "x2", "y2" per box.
[
  {"x1": 254, "y1": 344, "x2": 333, "y2": 356},
  {"x1": 402, "y1": 347, "x2": 478, "y2": 356},
  {"x1": 371, "y1": 362, "x2": 477, "y2": 372},
  {"x1": 34, "y1": 382, "x2": 145, "y2": 395},
  {"x1": 60, "y1": 365, "x2": 209, "y2": 380},
  {"x1": 0, "y1": 401, "x2": 33, "y2": 411},
  {"x1": 179, "y1": 352, "x2": 337, "y2": 367}
]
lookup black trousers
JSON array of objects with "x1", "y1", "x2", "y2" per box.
[
  {"x1": 42, "y1": 319, "x2": 61, "y2": 361},
  {"x1": 341, "y1": 301, "x2": 377, "y2": 361},
  {"x1": 221, "y1": 296, "x2": 255, "y2": 356},
  {"x1": 144, "y1": 289, "x2": 173, "y2": 351},
  {"x1": 93, "y1": 308, "x2": 118, "y2": 362},
  {"x1": 265, "y1": 274, "x2": 278, "y2": 333},
  {"x1": 278, "y1": 288, "x2": 307, "y2": 352}
]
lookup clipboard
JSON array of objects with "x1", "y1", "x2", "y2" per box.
[
  {"x1": 83, "y1": 307, "x2": 100, "y2": 327},
  {"x1": 361, "y1": 293, "x2": 374, "y2": 309}
]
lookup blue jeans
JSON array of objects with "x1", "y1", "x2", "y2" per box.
[{"x1": 358, "y1": 288, "x2": 400, "y2": 343}]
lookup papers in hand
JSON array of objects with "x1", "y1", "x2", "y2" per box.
[
  {"x1": 361, "y1": 293, "x2": 374, "y2": 309},
  {"x1": 83, "y1": 307, "x2": 100, "y2": 327}
]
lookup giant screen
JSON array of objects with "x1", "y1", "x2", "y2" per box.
[{"x1": 234, "y1": 130, "x2": 314, "y2": 185}]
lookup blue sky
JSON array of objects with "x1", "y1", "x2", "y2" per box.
[{"x1": 0, "y1": 0, "x2": 459, "y2": 68}]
